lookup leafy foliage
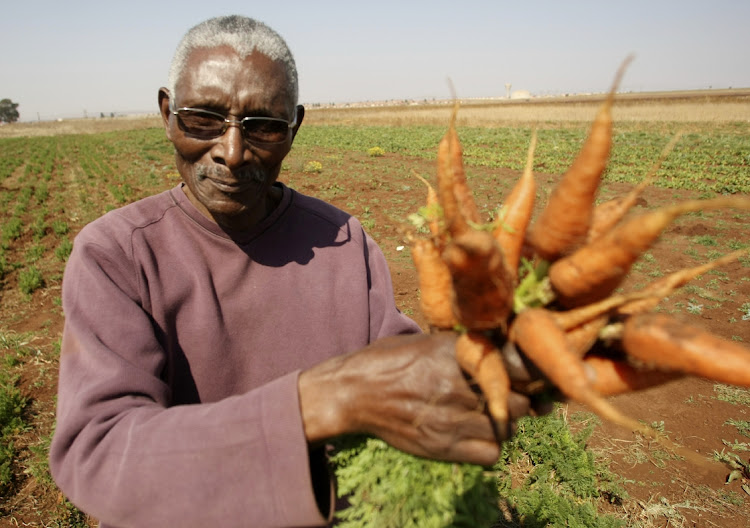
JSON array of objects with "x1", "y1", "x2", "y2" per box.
[
  {"x1": 295, "y1": 123, "x2": 750, "y2": 193},
  {"x1": 0, "y1": 369, "x2": 27, "y2": 491},
  {"x1": 0, "y1": 99, "x2": 19, "y2": 124},
  {"x1": 330, "y1": 411, "x2": 629, "y2": 528},
  {"x1": 495, "y1": 411, "x2": 628, "y2": 527},
  {"x1": 330, "y1": 436, "x2": 499, "y2": 528}
]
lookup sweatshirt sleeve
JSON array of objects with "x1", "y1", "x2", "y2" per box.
[{"x1": 50, "y1": 228, "x2": 332, "y2": 528}]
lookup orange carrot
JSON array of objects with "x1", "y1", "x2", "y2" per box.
[
  {"x1": 549, "y1": 289, "x2": 657, "y2": 331},
  {"x1": 435, "y1": 103, "x2": 480, "y2": 238},
  {"x1": 565, "y1": 316, "x2": 608, "y2": 357},
  {"x1": 583, "y1": 355, "x2": 684, "y2": 396},
  {"x1": 621, "y1": 313, "x2": 750, "y2": 387},
  {"x1": 509, "y1": 307, "x2": 656, "y2": 434},
  {"x1": 410, "y1": 238, "x2": 456, "y2": 329},
  {"x1": 549, "y1": 196, "x2": 750, "y2": 307},
  {"x1": 492, "y1": 130, "x2": 537, "y2": 283},
  {"x1": 526, "y1": 58, "x2": 632, "y2": 261},
  {"x1": 586, "y1": 132, "x2": 682, "y2": 243},
  {"x1": 414, "y1": 172, "x2": 442, "y2": 241},
  {"x1": 456, "y1": 331, "x2": 510, "y2": 425},
  {"x1": 442, "y1": 230, "x2": 514, "y2": 330}
]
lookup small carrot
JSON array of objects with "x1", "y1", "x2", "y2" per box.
[
  {"x1": 565, "y1": 315, "x2": 608, "y2": 358},
  {"x1": 511, "y1": 308, "x2": 711, "y2": 465},
  {"x1": 621, "y1": 313, "x2": 750, "y2": 388},
  {"x1": 583, "y1": 355, "x2": 684, "y2": 396},
  {"x1": 442, "y1": 230, "x2": 514, "y2": 331},
  {"x1": 549, "y1": 196, "x2": 750, "y2": 307},
  {"x1": 527, "y1": 57, "x2": 632, "y2": 261},
  {"x1": 436, "y1": 102, "x2": 480, "y2": 238},
  {"x1": 492, "y1": 130, "x2": 537, "y2": 283},
  {"x1": 456, "y1": 331, "x2": 510, "y2": 426},
  {"x1": 410, "y1": 238, "x2": 456, "y2": 329},
  {"x1": 586, "y1": 131, "x2": 682, "y2": 243},
  {"x1": 414, "y1": 172, "x2": 442, "y2": 241},
  {"x1": 509, "y1": 307, "x2": 656, "y2": 434}
]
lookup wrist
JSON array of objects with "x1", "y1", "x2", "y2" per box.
[{"x1": 298, "y1": 356, "x2": 353, "y2": 445}]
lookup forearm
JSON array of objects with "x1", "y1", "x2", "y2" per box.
[{"x1": 51, "y1": 334, "x2": 331, "y2": 528}]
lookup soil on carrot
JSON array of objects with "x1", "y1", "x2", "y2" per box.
[{"x1": 2, "y1": 115, "x2": 749, "y2": 527}]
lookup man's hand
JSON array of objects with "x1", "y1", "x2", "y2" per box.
[{"x1": 299, "y1": 332, "x2": 542, "y2": 467}]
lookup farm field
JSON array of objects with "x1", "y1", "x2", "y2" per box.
[{"x1": 1, "y1": 91, "x2": 750, "y2": 527}]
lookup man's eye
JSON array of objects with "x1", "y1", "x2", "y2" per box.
[{"x1": 184, "y1": 112, "x2": 221, "y2": 128}]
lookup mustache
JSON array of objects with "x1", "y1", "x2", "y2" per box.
[{"x1": 195, "y1": 164, "x2": 267, "y2": 184}]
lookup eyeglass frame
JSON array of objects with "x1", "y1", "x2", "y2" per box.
[{"x1": 169, "y1": 99, "x2": 300, "y2": 145}]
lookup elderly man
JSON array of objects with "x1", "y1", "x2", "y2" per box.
[{"x1": 50, "y1": 15, "x2": 535, "y2": 528}]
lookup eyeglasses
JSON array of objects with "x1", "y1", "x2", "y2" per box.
[{"x1": 170, "y1": 103, "x2": 298, "y2": 145}]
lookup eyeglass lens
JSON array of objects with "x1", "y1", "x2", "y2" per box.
[{"x1": 176, "y1": 109, "x2": 290, "y2": 143}]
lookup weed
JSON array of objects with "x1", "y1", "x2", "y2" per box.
[
  {"x1": 728, "y1": 239, "x2": 750, "y2": 250},
  {"x1": 303, "y1": 160, "x2": 323, "y2": 173},
  {"x1": 496, "y1": 409, "x2": 627, "y2": 527},
  {"x1": 55, "y1": 238, "x2": 73, "y2": 262},
  {"x1": 714, "y1": 384, "x2": 750, "y2": 406},
  {"x1": 693, "y1": 235, "x2": 718, "y2": 247},
  {"x1": 740, "y1": 302, "x2": 750, "y2": 321},
  {"x1": 725, "y1": 419, "x2": 750, "y2": 438},
  {"x1": 1, "y1": 217, "x2": 23, "y2": 247},
  {"x1": 51, "y1": 219, "x2": 70, "y2": 236},
  {"x1": 0, "y1": 370, "x2": 28, "y2": 491},
  {"x1": 25, "y1": 244, "x2": 46, "y2": 263},
  {"x1": 18, "y1": 266, "x2": 44, "y2": 295}
]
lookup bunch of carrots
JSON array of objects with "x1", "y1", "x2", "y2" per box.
[{"x1": 410, "y1": 59, "x2": 750, "y2": 456}]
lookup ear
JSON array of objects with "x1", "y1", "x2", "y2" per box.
[
  {"x1": 290, "y1": 105, "x2": 305, "y2": 142},
  {"x1": 158, "y1": 88, "x2": 174, "y2": 140}
]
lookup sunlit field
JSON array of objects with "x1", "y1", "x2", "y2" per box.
[{"x1": 1, "y1": 90, "x2": 749, "y2": 527}]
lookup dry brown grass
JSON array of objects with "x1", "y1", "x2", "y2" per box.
[
  {"x1": 1, "y1": 89, "x2": 748, "y2": 139},
  {"x1": 305, "y1": 90, "x2": 750, "y2": 127},
  {"x1": 0, "y1": 115, "x2": 163, "y2": 138}
]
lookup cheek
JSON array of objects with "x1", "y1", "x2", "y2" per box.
[{"x1": 172, "y1": 137, "x2": 212, "y2": 163}]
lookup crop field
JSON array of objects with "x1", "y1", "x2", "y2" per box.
[{"x1": 1, "y1": 91, "x2": 749, "y2": 527}]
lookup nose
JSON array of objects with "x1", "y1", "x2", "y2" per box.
[{"x1": 212, "y1": 122, "x2": 247, "y2": 169}]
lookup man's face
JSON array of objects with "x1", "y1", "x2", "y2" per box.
[{"x1": 159, "y1": 45, "x2": 301, "y2": 231}]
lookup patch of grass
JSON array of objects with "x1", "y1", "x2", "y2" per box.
[
  {"x1": 51, "y1": 219, "x2": 70, "y2": 236},
  {"x1": 1, "y1": 217, "x2": 23, "y2": 248},
  {"x1": 725, "y1": 419, "x2": 750, "y2": 438},
  {"x1": 55, "y1": 237, "x2": 73, "y2": 262},
  {"x1": 0, "y1": 363, "x2": 28, "y2": 492},
  {"x1": 18, "y1": 266, "x2": 44, "y2": 295},
  {"x1": 714, "y1": 384, "x2": 750, "y2": 406},
  {"x1": 693, "y1": 235, "x2": 718, "y2": 247}
]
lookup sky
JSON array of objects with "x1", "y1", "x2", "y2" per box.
[{"x1": 2, "y1": 1, "x2": 749, "y2": 121}]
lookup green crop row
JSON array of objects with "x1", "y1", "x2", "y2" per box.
[{"x1": 294, "y1": 122, "x2": 750, "y2": 194}]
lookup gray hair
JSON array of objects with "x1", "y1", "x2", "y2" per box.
[{"x1": 168, "y1": 15, "x2": 298, "y2": 105}]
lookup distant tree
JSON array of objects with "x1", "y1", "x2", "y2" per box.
[{"x1": 0, "y1": 99, "x2": 20, "y2": 123}]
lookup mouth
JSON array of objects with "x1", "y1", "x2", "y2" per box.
[{"x1": 196, "y1": 165, "x2": 267, "y2": 193}]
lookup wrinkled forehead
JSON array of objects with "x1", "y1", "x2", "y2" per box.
[{"x1": 176, "y1": 46, "x2": 295, "y2": 112}]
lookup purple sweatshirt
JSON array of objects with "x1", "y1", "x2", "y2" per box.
[{"x1": 50, "y1": 183, "x2": 420, "y2": 528}]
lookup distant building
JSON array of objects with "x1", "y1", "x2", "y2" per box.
[{"x1": 511, "y1": 90, "x2": 532, "y2": 100}]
